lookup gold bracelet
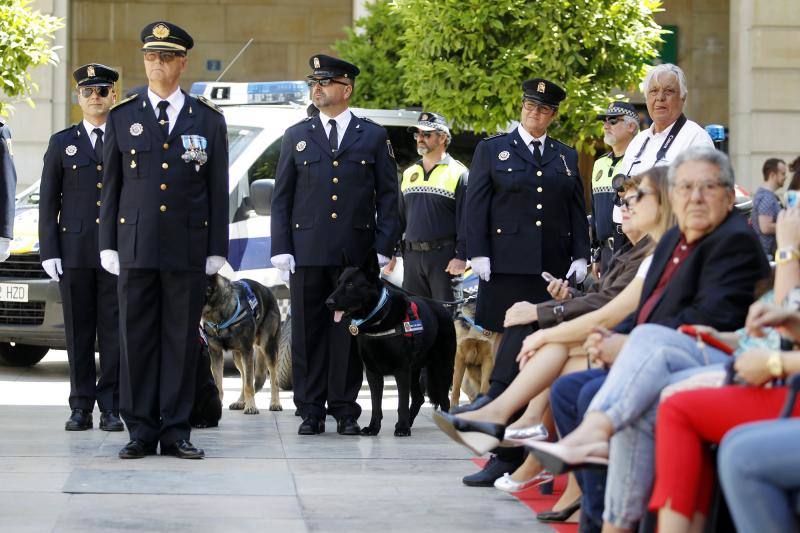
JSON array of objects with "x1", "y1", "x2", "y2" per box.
[{"x1": 767, "y1": 351, "x2": 785, "y2": 378}]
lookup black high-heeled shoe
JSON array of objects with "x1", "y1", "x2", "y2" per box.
[
  {"x1": 536, "y1": 498, "x2": 581, "y2": 523},
  {"x1": 432, "y1": 410, "x2": 506, "y2": 455}
]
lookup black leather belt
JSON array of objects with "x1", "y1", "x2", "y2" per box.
[{"x1": 405, "y1": 237, "x2": 455, "y2": 252}]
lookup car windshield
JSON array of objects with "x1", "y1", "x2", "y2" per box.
[{"x1": 227, "y1": 125, "x2": 263, "y2": 162}]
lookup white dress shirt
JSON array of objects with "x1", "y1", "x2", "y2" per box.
[
  {"x1": 82, "y1": 120, "x2": 106, "y2": 149},
  {"x1": 516, "y1": 124, "x2": 546, "y2": 157},
  {"x1": 620, "y1": 117, "x2": 713, "y2": 177},
  {"x1": 319, "y1": 108, "x2": 352, "y2": 149},
  {"x1": 147, "y1": 87, "x2": 185, "y2": 135}
]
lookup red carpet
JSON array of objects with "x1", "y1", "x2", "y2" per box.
[{"x1": 473, "y1": 459, "x2": 578, "y2": 532}]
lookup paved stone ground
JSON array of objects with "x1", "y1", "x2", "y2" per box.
[{"x1": 0, "y1": 350, "x2": 551, "y2": 533}]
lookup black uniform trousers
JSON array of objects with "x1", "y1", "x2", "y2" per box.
[
  {"x1": 60, "y1": 267, "x2": 120, "y2": 412},
  {"x1": 290, "y1": 266, "x2": 363, "y2": 420},
  {"x1": 402, "y1": 243, "x2": 460, "y2": 302},
  {"x1": 118, "y1": 268, "x2": 205, "y2": 447}
]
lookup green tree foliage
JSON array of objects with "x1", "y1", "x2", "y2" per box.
[
  {"x1": 0, "y1": 0, "x2": 63, "y2": 116},
  {"x1": 336, "y1": 0, "x2": 663, "y2": 152}
]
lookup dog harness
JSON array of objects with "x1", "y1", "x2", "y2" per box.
[
  {"x1": 203, "y1": 280, "x2": 260, "y2": 339},
  {"x1": 361, "y1": 300, "x2": 424, "y2": 339},
  {"x1": 348, "y1": 287, "x2": 389, "y2": 336}
]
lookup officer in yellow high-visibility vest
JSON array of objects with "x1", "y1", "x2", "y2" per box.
[
  {"x1": 590, "y1": 101, "x2": 640, "y2": 274},
  {"x1": 384, "y1": 112, "x2": 468, "y2": 302}
]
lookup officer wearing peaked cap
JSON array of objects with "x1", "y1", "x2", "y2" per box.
[
  {"x1": 270, "y1": 54, "x2": 399, "y2": 436},
  {"x1": 0, "y1": 119, "x2": 17, "y2": 262},
  {"x1": 99, "y1": 21, "x2": 229, "y2": 459},
  {"x1": 40, "y1": 63, "x2": 124, "y2": 433}
]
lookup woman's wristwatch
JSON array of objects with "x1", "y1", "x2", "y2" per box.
[
  {"x1": 775, "y1": 246, "x2": 800, "y2": 265},
  {"x1": 767, "y1": 351, "x2": 785, "y2": 378}
]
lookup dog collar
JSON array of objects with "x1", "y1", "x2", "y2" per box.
[{"x1": 348, "y1": 287, "x2": 389, "y2": 336}]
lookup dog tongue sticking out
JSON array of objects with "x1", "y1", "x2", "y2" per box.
[{"x1": 333, "y1": 310, "x2": 344, "y2": 323}]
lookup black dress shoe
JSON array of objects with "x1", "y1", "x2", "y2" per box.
[
  {"x1": 336, "y1": 417, "x2": 360, "y2": 436},
  {"x1": 450, "y1": 394, "x2": 492, "y2": 414},
  {"x1": 433, "y1": 410, "x2": 506, "y2": 455},
  {"x1": 462, "y1": 454, "x2": 524, "y2": 487},
  {"x1": 64, "y1": 408, "x2": 92, "y2": 431},
  {"x1": 536, "y1": 498, "x2": 581, "y2": 522},
  {"x1": 99, "y1": 411, "x2": 124, "y2": 432},
  {"x1": 298, "y1": 416, "x2": 325, "y2": 435},
  {"x1": 161, "y1": 439, "x2": 205, "y2": 459},
  {"x1": 118, "y1": 439, "x2": 156, "y2": 459}
]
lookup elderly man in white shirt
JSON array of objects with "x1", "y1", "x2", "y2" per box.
[{"x1": 621, "y1": 64, "x2": 713, "y2": 177}]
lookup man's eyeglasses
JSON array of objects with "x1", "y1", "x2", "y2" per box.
[
  {"x1": 306, "y1": 78, "x2": 349, "y2": 88},
  {"x1": 78, "y1": 86, "x2": 111, "y2": 98},
  {"x1": 604, "y1": 117, "x2": 622, "y2": 125},
  {"x1": 619, "y1": 195, "x2": 637, "y2": 209},
  {"x1": 144, "y1": 51, "x2": 184, "y2": 63},
  {"x1": 647, "y1": 87, "x2": 678, "y2": 99},
  {"x1": 522, "y1": 101, "x2": 555, "y2": 115},
  {"x1": 672, "y1": 180, "x2": 725, "y2": 197},
  {"x1": 413, "y1": 131, "x2": 435, "y2": 140}
]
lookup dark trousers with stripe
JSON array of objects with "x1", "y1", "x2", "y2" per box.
[
  {"x1": 290, "y1": 266, "x2": 363, "y2": 420},
  {"x1": 118, "y1": 269, "x2": 205, "y2": 447},
  {"x1": 60, "y1": 267, "x2": 120, "y2": 412}
]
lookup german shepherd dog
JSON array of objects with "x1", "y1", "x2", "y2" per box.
[
  {"x1": 202, "y1": 275, "x2": 282, "y2": 414},
  {"x1": 451, "y1": 299, "x2": 494, "y2": 409},
  {"x1": 325, "y1": 253, "x2": 455, "y2": 436}
]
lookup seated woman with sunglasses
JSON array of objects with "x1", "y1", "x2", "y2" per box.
[{"x1": 433, "y1": 165, "x2": 674, "y2": 452}]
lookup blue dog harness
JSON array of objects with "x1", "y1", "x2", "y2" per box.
[
  {"x1": 348, "y1": 287, "x2": 389, "y2": 336},
  {"x1": 203, "y1": 280, "x2": 260, "y2": 339}
]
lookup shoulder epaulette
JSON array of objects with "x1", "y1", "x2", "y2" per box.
[
  {"x1": 484, "y1": 132, "x2": 507, "y2": 141},
  {"x1": 53, "y1": 124, "x2": 75, "y2": 136},
  {"x1": 197, "y1": 95, "x2": 223, "y2": 114},
  {"x1": 111, "y1": 93, "x2": 139, "y2": 110},
  {"x1": 356, "y1": 116, "x2": 382, "y2": 127},
  {"x1": 550, "y1": 137, "x2": 576, "y2": 151}
]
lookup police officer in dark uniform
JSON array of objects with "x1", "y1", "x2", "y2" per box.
[
  {"x1": 99, "y1": 22, "x2": 229, "y2": 459},
  {"x1": 39, "y1": 64, "x2": 123, "y2": 432},
  {"x1": 270, "y1": 54, "x2": 399, "y2": 436},
  {"x1": 0, "y1": 119, "x2": 17, "y2": 261},
  {"x1": 384, "y1": 111, "x2": 467, "y2": 302}
]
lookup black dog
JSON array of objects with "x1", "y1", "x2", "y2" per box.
[{"x1": 326, "y1": 253, "x2": 455, "y2": 436}]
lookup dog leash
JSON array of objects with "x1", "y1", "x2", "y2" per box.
[
  {"x1": 348, "y1": 287, "x2": 389, "y2": 336},
  {"x1": 457, "y1": 313, "x2": 492, "y2": 338},
  {"x1": 203, "y1": 281, "x2": 257, "y2": 338}
]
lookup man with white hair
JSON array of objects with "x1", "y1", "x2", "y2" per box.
[
  {"x1": 621, "y1": 63, "x2": 713, "y2": 177},
  {"x1": 591, "y1": 101, "x2": 640, "y2": 274}
]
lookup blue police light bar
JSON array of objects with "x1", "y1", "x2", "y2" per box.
[
  {"x1": 705, "y1": 124, "x2": 726, "y2": 142},
  {"x1": 189, "y1": 81, "x2": 309, "y2": 106}
]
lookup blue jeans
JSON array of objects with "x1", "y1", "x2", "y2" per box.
[
  {"x1": 550, "y1": 368, "x2": 608, "y2": 528},
  {"x1": 588, "y1": 324, "x2": 730, "y2": 528},
  {"x1": 719, "y1": 419, "x2": 800, "y2": 533}
]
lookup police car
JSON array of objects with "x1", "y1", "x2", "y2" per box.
[{"x1": 0, "y1": 81, "x2": 481, "y2": 370}]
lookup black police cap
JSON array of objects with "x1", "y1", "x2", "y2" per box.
[
  {"x1": 308, "y1": 54, "x2": 360, "y2": 80},
  {"x1": 407, "y1": 111, "x2": 450, "y2": 135},
  {"x1": 522, "y1": 78, "x2": 566, "y2": 108},
  {"x1": 597, "y1": 101, "x2": 639, "y2": 122},
  {"x1": 73, "y1": 63, "x2": 119, "y2": 87},
  {"x1": 140, "y1": 21, "x2": 194, "y2": 53}
]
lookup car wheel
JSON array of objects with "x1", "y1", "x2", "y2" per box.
[
  {"x1": 277, "y1": 315, "x2": 293, "y2": 391},
  {"x1": 0, "y1": 343, "x2": 49, "y2": 367}
]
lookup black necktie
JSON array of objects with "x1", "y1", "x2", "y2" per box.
[
  {"x1": 157, "y1": 100, "x2": 170, "y2": 136},
  {"x1": 328, "y1": 119, "x2": 338, "y2": 153},
  {"x1": 93, "y1": 128, "x2": 103, "y2": 161},
  {"x1": 532, "y1": 140, "x2": 543, "y2": 165}
]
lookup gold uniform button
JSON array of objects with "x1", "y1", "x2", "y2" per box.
[
  {"x1": 332, "y1": 177, "x2": 339, "y2": 184},
  {"x1": 130, "y1": 149, "x2": 136, "y2": 155},
  {"x1": 162, "y1": 162, "x2": 169, "y2": 169},
  {"x1": 160, "y1": 183, "x2": 167, "y2": 191},
  {"x1": 361, "y1": 160, "x2": 366, "y2": 165},
  {"x1": 331, "y1": 213, "x2": 338, "y2": 219},
  {"x1": 95, "y1": 218, "x2": 100, "y2": 224},
  {"x1": 160, "y1": 205, "x2": 167, "y2": 212},
  {"x1": 96, "y1": 200, "x2": 101, "y2": 207},
  {"x1": 120, "y1": 218, "x2": 126, "y2": 224},
  {"x1": 537, "y1": 204, "x2": 542, "y2": 209},
  {"x1": 535, "y1": 220, "x2": 542, "y2": 227},
  {"x1": 496, "y1": 228, "x2": 502, "y2": 234},
  {"x1": 62, "y1": 227, "x2": 66, "y2": 232},
  {"x1": 537, "y1": 187, "x2": 543, "y2": 192},
  {"x1": 331, "y1": 195, "x2": 338, "y2": 201},
  {"x1": 72, "y1": 165, "x2": 77, "y2": 170},
  {"x1": 163, "y1": 143, "x2": 169, "y2": 150},
  {"x1": 537, "y1": 170, "x2": 543, "y2": 177},
  {"x1": 203, "y1": 221, "x2": 208, "y2": 227},
  {"x1": 333, "y1": 161, "x2": 339, "y2": 167},
  {"x1": 96, "y1": 164, "x2": 103, "y2": 171},
  {"x1": 96, "y1": 182, "x2": 102, "y2": 189}
]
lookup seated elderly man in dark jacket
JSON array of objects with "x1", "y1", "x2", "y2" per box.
[{"x1": 526, "y1": 146, "x2": 771, "y2": 532}]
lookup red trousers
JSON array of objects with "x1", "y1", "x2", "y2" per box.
[{"x1": 648, "y1": 385, "x2": 800, "y2": 519}]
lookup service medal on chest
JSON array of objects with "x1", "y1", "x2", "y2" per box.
[
  {"x1": 65, "y1": 145, "x2": 77, "y2": 156},
  {"x1": 296, "y1": 140, "x2": 306, "y2": 152},
  {"x1": 348, "y1": 324, "x2": 359, "y2": 336},
  {"x1": 181, "y1": 134, "x2": 208, "y2": 171},
  {"x1": 129, "y1": 123, "x2": 144, "y2": 136},
  {"x1": 498, "y1": 150, "x2": 510, "y2": 161}
]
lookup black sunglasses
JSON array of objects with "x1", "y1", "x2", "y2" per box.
[
  {"x1": 79, "y1": 86, "x2": 111, "y2": 98},
  {"x1": 413, "y1": 131, "x2": 435, "y2": 139},
  {"x1": 306, "y1": 78, "x2": 349, "y2": 88},
  {"x1": 604, "y1": 117, "x2": 622, "y2": 125}
]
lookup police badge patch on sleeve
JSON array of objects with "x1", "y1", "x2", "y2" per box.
[{"x1": 387, "y1": 139, "x2": 395, "y2": 159}]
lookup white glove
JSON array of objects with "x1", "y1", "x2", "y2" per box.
[
  {"x1": 42, "y1": 258, "x2": 63, "y2": 281},
  {"x1": 280, "y1": 269, "x2": 291, "y2": 285},
  {"x1": 100, "y1": 249, "x2": 120, "y2": 276},
  {"x1": 0, "y1": 237, "x2": 10, "y2": 262},
  {"x1": 376, "y1": 253, "x2": 391, "y2": 268},
  {"x1": 566, "y1": 258, "x2": 588, "y2": 284},
  {"x1": 270, "y1": 253, "x2": 295, "y2": 273},
  {"x1": 205, "y1": 255, "x2": 226, "y2": 276},
  {"x1": 471, "y1": 256, "x2": 491, "y2": 282}
]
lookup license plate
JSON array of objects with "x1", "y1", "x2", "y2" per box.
[{"x1": 0, "y1": 283, "x2": 28, "y2": 302}]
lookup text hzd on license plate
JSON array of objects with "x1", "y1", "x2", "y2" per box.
[{"x1": 0, "y1": 283, "x2": 28, "y2": 302}]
